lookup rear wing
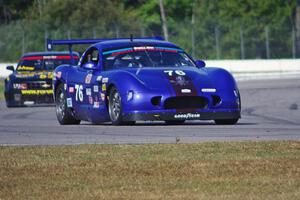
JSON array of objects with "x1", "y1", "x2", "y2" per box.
[{"x1": 47, "y1": 36, "x2": 164, "y2": 65}]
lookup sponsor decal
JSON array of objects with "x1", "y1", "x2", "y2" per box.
[
  {"x1": 13, "y1": 83, "x2": 27, "y2": 90},
  {"x1": 69, "y1": 87, "x2": 75, "y2": 93},
  {"x1": 89, "y1": 96, "x2": 93, "y2": 104},
  {"x1": 93, "y1": 85, "x2": 99, "y2": 92},
  {"x1": 96, "y1": 76, "x2": 102, "y2": 82},
  {"x1": 86, "y1": 88, "x2": 92, "y2": 96},
  {"x1": 85, "y1": 74, "x2": 92, "y2": 84},
  {"x1": 56, "y1": 71, "x2": 62, "y2": 78},
  {"x1": 39, "y1": 74, "x2": 47, "y2": 79},
  {"x1": 17, "y1": 66, "x2": 35, "y2": 71},
  {"x1": 133, "y1": 46, "x2": 155, "y2": 51},
  {"x1": 15, "y1": 73, "x2": 35, "y2": 78},
  {"x1": 174, "y1": 113, "x2": 200, "y2": 119},
  {"x1": 41, "y1": 83, "x2": 51, "y2": 89},
  {"x1": 171, "y1": 76, "x2": 188, "y2": 86},
  {"x1": 100, "y1": 93, "x2": 105, "y2": 101},
  {"x1": 67, "y1": 98, "x2": 73, "y2": 107},
  {"x1": 181, "y1": 89, "x2": 191, "y2": 93},
  {"x1": 102, "y1": 84, "x2": 107, "y2": 91},
  {"x1": 166, "y1": 71, "x2": 197, "y2": 97},
  {"x1": 21, "y1": 90, "x2": 53, "y2": 95},
  {"x1": 47, "y1": 72, "x2": 53, "y2": 79},
  {"x1": 201, "y1": 88, "x2": 216, "y2": 93},
  {"x1": 93, "y1": 101, "x2": 100, "y2": 108},
  {"x1": 102, "y1": 77, "x2": 109, "y2": 83}
]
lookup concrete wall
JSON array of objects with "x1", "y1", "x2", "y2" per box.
[{"x1": 1, "y1": 59, "x2": 300, "y2": 80}]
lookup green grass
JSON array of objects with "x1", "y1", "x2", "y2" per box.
[
  {"x1": 0, "y1": 141, "x2": 299, "y2": 200},
  {"x1": 0, "y1": 79, "x2": 4, "y2": 100}
]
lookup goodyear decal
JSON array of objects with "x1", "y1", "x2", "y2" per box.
[{"x1": 21, "y1": 90, "x2": 53, "y2": 95}]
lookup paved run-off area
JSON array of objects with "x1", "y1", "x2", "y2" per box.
[{"x1": 0, "y1": 78, "x2": 299, "y2": 145}]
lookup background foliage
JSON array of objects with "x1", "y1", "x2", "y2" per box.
[{"x1": 0, "y1": 0, "x2": 297, "y2": 61}]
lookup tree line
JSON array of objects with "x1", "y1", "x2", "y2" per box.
[{"x1": 0, "y1": 0, "x2": 298, "y2": 61}]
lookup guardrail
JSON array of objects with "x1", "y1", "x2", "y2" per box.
[{"x1": 1, "y1": 59, "x2": 300, "y2": 80}]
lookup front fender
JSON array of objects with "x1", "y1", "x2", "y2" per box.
[
  {"x1": 203, "y1": 67, "x2": 238, "y2": 90},
  {"x1": 106, "y1": 70, "x2": 150, "y2": 96}
]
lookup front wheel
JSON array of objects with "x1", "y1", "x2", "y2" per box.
[
  {"x1": 55, "y1": 84, "x2": 80, "y2": 125},
  {"x1": 214, "y1": 119, "x2": 239, "y2": 125},
  {"x1": 108, "y1": 87, "x2": 124, "y2": 125}
]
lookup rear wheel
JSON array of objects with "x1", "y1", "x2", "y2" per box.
[
  {"x1": 214, "y1": 119, "x2": 239, "y2": 125},
  {"x1": 55, "y1": 84, "x2": 80, "y2": 125},
  {"x1": 165, "y1": 120, "x2": 185, "y2": 125}
]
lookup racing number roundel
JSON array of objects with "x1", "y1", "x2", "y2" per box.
[{"x1": 164, "y1": 70, "x2": 186, "y2": 76}]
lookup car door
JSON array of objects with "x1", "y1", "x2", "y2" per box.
[
  {"x1": 67, "y1": 47, "x2": 99, "y2": 121},
  {"x1": 85, "y1": 49, "x2": 110, "y2": 123}
]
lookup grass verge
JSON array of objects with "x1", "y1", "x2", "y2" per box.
[
  {"x1": 0, "y1": 141, "x2": 299, "y2": 200},
  {"x1": 0, "y1": 79, "x2": 4, "y2": 100}
]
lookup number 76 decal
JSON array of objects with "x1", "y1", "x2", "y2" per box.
[
  {"x1": 75, "y1": 84, "x2": 83, "y2": 102},
  {"x1": 164, "y1": 70, "x2": 186, "y2": 76}
]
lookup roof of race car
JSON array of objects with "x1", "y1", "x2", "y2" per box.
[
  {"x1": 93, "y1": 39, "x2": 180, "y2": 51},
  {"x1": 22, "y1": 51, "x2": 79, "y2": 58}
]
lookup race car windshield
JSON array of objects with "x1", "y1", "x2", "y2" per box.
[
  {"x1": 17, "y1": 56, "x2": 78, "y2": 71},
  {"x1": 103, "y1": 46, "x2": 196, "y2": 70}
]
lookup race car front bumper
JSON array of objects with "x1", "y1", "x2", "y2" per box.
[
  {"x1": 5, "y1": 89, "x2": 54, "y2": 107},
  {"x1": 122, "y1": 109, "x2": 241, "y2": 121}
]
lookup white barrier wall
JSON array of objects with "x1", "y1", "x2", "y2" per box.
[
  {"x1": 1, "y1": 59, "x2": 300, "y2": 80},
  {"x1": 0, "y1": 63, "x2": 17, "y2": 78}
]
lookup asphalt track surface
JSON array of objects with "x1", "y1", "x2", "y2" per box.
[{"x1": 0, "y1": 78, "x2": 299, "y2": 145}]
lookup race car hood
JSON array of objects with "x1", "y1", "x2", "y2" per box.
[
  {"x1": 119, "y1": 67, "x2": 214, "y2": 93},
  {"x1": 11, "y1": 71, "x2": 53, "y2": 81}
]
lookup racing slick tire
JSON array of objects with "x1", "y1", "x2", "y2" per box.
[
  {"x1": 214, "y1": 118, "x2": 239, "y2": 125},
  {"x1": 55, "y1": 84, "x2": 80, "y2": 125},
  {"x1": 108, "y1": 87, "x2": 135, "y2": 125},
  {"x1": 108, "y1": 87, "x2": 123, "y2": 125},
  {"x1": 165, "y1": 120, "x2": 185, "y2": 125}
]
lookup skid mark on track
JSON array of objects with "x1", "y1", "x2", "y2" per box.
[
  {"x1": 1, "y1": 110, "x2": 44, "y2": 120},
  {"x1": 242, "y1": 107, "x2": 300, "y2": 126}
]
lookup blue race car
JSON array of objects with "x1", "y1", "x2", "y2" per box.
[{"x1": 47, "y1": 37, "x2": 241, "y2": 125}]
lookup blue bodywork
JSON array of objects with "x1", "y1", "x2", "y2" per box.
[{"x1": 49, "y1": 38, "x2": 241, "y2": 124}]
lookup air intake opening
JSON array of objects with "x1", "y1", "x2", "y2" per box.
[
  {"x1": 164, "y1": 96, "x2": 208, "y2": 109},
  {"x1": 212, "y1": 95, "x2": 221, "y2": 106},
  {"x1": 151, "y1": 96, "x2": 162, "y2": 106}
]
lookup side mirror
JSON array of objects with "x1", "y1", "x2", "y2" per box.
[
  {"x1": 6, "y1": 66, "x2": 14, "y2": 71},
  {"x1": 195, "y1": 60, "x2": 206, "y2": 68},
  {"x1": 82, "y1": 61, "x2": 97, "y2": 70}
]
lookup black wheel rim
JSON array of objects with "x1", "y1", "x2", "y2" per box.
[
  {"x1": 109, "y1": 90, "x2": 121, "y2": 122},
  {"x1": 56, "y1": 88, "x2": 65, "y2": 120}
]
